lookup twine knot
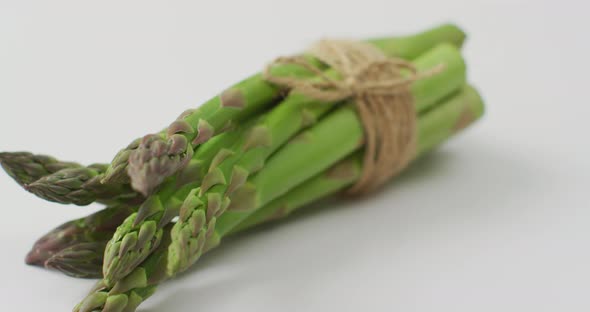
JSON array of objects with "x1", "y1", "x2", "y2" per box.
[{"x1": 264, "y1": 39, "x2": 443, "y2": 194}]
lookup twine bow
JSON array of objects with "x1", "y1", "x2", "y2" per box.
[{"x1": 264, "y1": 40, "x2": 444, "y2": 194}]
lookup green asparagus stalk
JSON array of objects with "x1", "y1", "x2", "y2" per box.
[
  {"x1": 25, "y1": 205, "x2": 136, "y2": 267},
  {"x1": 99, "y1": 27, "x2": 466, "y2": 288},
  {"x1": 73, "y1": 82, "x2": 484, "y2": 312},
  {"x1": 232, "y1": 84, "x2": 485, "y2": 232},
  {"x1": 0, "y1": 152, "x2": 80, "y2": 186},
  {"x1": 121, "y1": 23, "x2": 466, "y2": 196},
  {"x1": 230, "y1": 153, "x2": 363, "y2": 234}
]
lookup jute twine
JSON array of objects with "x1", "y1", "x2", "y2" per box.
[{"x1": 263, "y1": 40, "x2": 444, "y2": 194}]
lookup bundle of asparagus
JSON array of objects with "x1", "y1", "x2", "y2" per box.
[{"x1": 0, "y1": 23, "x2": 484, "y2": 312}]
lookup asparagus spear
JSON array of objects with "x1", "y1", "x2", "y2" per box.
[
  {"x1": 0, "y1": 152, "x2": 144, "y2": 206},
  {"x1": 74, "y1": 225, "x2": 173, "y2": 312},
  {"x1": 121, "y1": 23, "x2": 466, "y2": 196},
  {"x1": 25, "y1": 164, "x2": 142, "y2": 206},
  {"x1": 25, "y1": 205, "x2": 136, "y2": 267},
  {"x1": 230, "y1": 153, "x2": 363, "y2": 234},
  {"x1": 0, "y1": 152, "x2": 80, "y2": 186},
  {"x1": 73, "y1": 83, "x2": 484, "y2": 312},
  {"x1": 232, "y1": 84, "x2": 485, "y2": 232},
  {"x1": 101, "y1": 33, "x2": 467, "y2": 288}
]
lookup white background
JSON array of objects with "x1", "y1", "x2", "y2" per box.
[{"x1": 1, "y1": 0, "x2": 589, "y2": 311}]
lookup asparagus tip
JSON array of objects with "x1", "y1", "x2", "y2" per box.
[
  {"x1": 44, "y1": 242, "x2": 105, "y2": 279},
  {"x1": 128, "y1": 134, "x2": 193, "y2": 196},
  {"x1": 25, "y1": 247, "x2": 51, "y2": 267}
]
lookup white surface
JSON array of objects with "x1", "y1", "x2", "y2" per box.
[{"x1": 1, "y1": 0, "x2": 589, "y2": 311}]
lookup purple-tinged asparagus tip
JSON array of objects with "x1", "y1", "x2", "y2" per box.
[
  {"x1": 44, "y1": 242, "x2": 105, "y2": 279},
  {"x1": 25, "y1": 247, "x2": 53, "y2": 267},
  {"x1": 25, "y1": 218, "x2": 87, "y2": 267},
  {"x1": 128, "y1": 134, "x2": 194, "y2": 196}
]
